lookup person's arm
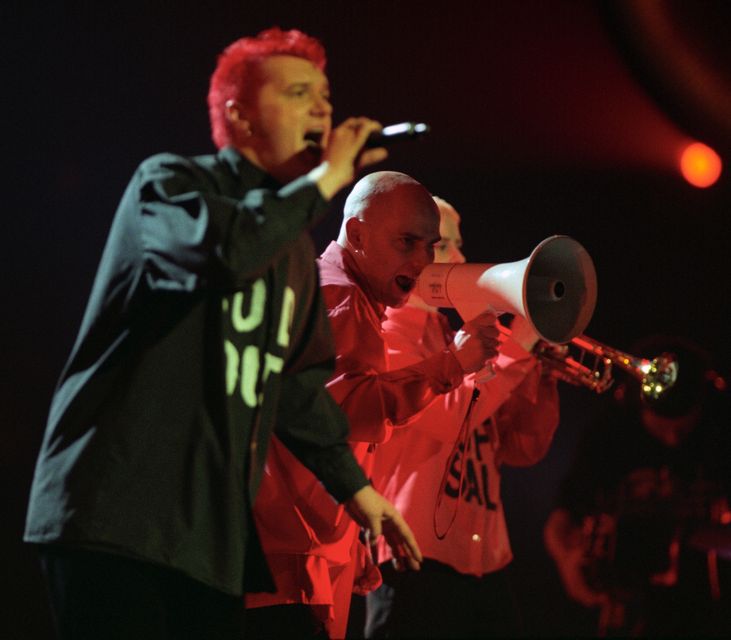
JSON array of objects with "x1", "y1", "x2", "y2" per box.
[
  {"x1": 309, "y1": 116, "x2": 387, "y2": 200},
  {"x1": 325, "y1": 296, "x2": 496, "y2": 443},
  {"x1": 136, "y1": 153, "x2": 331, "y2": 291},
  {"x1": 457, "y1": 315, "x2": 558, "y2": 466},
  {"x1": 330, "y1": 349, "x2": 466, "y2": 444},
  {"x1": 271, "y1": 277, "x2": 423, "y2": 569},
  {"x1": 274, "y1": 377, "x2": 423, "y2": 570},
  {"x1": 377, "y1": 308, "x2": 544, "y2": 444},
  {"x1": 272, "y1": 383, "x2": 423, "y2": 571},
  {"x1": 417, "y1": 319, "x2": 558, "y2": 454},
  {"x1": 493, "y1": 365, "x2": 560, "y2": 466},
  {"x1": 135, "y1": 117, "x2": 387, "y2": 293},
  {"x1": 344, "y1": 484, "x2": 422, "y2": 571}
]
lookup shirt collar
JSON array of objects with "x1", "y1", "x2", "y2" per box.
[
  {"x1": 320, "y1": 242, "x2": 388, "y2": 322},
  {"x1": 218, "y1": 146, "x2": 281, "y2": 191}
]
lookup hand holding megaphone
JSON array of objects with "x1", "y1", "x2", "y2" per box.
[{"x1": 448, "y1": 311, "x2": 501, "y2": 376}]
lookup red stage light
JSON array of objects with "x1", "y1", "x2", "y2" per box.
[{"x1": 679, "y1": 142, "x2": 722, "y2": 188}]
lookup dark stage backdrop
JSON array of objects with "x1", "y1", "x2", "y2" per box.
[{"x1": 3, "y1": 1, "x2": 730, "y2": 637}]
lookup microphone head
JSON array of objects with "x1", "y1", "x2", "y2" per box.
[{"x1": 364, "y1": 122, "x2": 431, "y2": 148}]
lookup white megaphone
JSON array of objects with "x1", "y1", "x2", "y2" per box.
[{"x1": 416, "y1": 235, "x2": 597, "y2": 344}]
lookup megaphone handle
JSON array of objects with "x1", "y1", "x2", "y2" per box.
[{"x1": 474, "y1": 321, "x2": 515, "y2": 383}]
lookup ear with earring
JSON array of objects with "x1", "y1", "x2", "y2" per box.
[
  {"x1": 345, "y1": 217, "x2": 367, "y2": 256},
  {"x1": 225, "y1": 99, "x2": 253, "y2": 138}
]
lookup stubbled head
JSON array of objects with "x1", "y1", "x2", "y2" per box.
[{"x1": 339, "y1": 171, "x2": 440, "y2": 308}]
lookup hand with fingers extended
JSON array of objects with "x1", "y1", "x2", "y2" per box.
[
  {"x1": 448, "y1": 311, "x2": 500, "y2": 374},
  {"x1": 344, "y1": 484, "x2": 423, "y2": 572},
  {"x1": 312, "y1": 117, "x2": 389, "y2": 200}
]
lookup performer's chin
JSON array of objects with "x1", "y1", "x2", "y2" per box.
[{"x1": 278, "y1": 149, "x2": 322, "y2": 181}]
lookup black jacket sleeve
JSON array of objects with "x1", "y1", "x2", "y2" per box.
[
  {"x1": 136, "y1": 153, "x2": 328, "y2": 292},
  {"x1": 273, "y1": 276, "x2": 369, "y2": 503}
]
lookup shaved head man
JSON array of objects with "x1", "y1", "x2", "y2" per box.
[
  {"x1": 338, "y1": 172, "x2": 441, "y2": 308},
  {"x1": 248, "y1": 171, "x2": 499, "y2": 638}
]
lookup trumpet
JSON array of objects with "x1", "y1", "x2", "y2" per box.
[{"x1": 534, "y1": 334, "x2": 679, "y2": 399}]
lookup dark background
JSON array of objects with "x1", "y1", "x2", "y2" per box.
[{"x1": 3, "y1": 1, "x2": 731, "y2": 637}]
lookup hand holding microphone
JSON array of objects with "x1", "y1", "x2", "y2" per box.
[
  {"x1": 314, "y1": 117, "x2": 384, "y2": 199},
  {"x1": 314, "y1": 120, "x2": 432, "y2": 199},
  {"x1": 355, "y1": 121, "x2": 430, "y2": 175}
]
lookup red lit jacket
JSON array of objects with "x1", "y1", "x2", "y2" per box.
[{"x1": 372, "y1": 303, "x2": 560, "y2": 576}]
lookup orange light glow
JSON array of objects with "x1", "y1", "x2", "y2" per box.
[{"x1": 680, "y1": 142, "x2": 722, "y2": 188}]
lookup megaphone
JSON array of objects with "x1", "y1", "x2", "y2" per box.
[{"x1": 416, "y1": 235, "x2": 597, "y2": 344}]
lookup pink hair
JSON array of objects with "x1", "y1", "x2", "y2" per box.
[{"x1": 207, "y1": 27, "x2": 327, "y2": 149}]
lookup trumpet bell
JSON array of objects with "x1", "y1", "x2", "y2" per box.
[{"x1": 640, "y1": 353, "x2": 679, "y2": 400}]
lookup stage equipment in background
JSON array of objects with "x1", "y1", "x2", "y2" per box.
[
  {"x1": 679, "y1": 142, "x2": 722, "y2": 188},
  {"x1": 601, "y1": 1, "x2": 731, "y2": 159}
]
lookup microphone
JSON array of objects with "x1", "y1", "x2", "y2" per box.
[{"x1": 364, "y1": 122, "x2": 431, "y2": 148}]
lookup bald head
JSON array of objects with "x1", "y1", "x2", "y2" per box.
[
  {"x1": 339, "y1": 172, "x2": 436, "y2": 240},
  {"x1": 338, "y1": 171, "x2": 441, "y2": 308}
]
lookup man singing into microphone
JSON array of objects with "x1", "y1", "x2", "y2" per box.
[
  {"x1": 246, "y1": 172, "x2": 500, "y2": 638},
  {"x1": 24, "y1": 27, "x2": 421, "y2": 640}
]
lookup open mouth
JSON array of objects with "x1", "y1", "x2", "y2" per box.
[
  {"x1": 303, "y1": 131, "x2": 324, "y2": 149},
  {"x1": 395, "y1": 275, "x2": 415, "y2": 293}
]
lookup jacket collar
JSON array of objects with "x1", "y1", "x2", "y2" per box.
[
  {"x1": 218, "y1": 146, "x2": 281, "y2": 191},
  {"x1": 320, "y1": 242, "x2": 387, "y2": 323}
]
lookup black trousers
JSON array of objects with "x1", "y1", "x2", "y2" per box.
[
  {"x1": 364, "y1": 559, "x2": 523, "y2": 639},
  {"x1": 244, "y1": 604, "x2": 329, "y2": 639},
  {"x1": 39, "y1": 546, "x2": 246, "y2": 640}
]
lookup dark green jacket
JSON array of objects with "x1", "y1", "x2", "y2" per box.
[{"x1": 24, "y1": 147, "x2": 368, "y2": 595}]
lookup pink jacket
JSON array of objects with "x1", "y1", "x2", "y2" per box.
[{"x1": 372, "y1": 303, "x2": 560, "y2": 576}]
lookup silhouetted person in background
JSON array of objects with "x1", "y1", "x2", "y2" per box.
[{"x1": 545, "y1": 334, "x2": 731, "y2": 637}]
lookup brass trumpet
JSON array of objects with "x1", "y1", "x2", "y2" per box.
[{"x1": 534, "y1": 334, "x2": 679, "y2": 399}]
